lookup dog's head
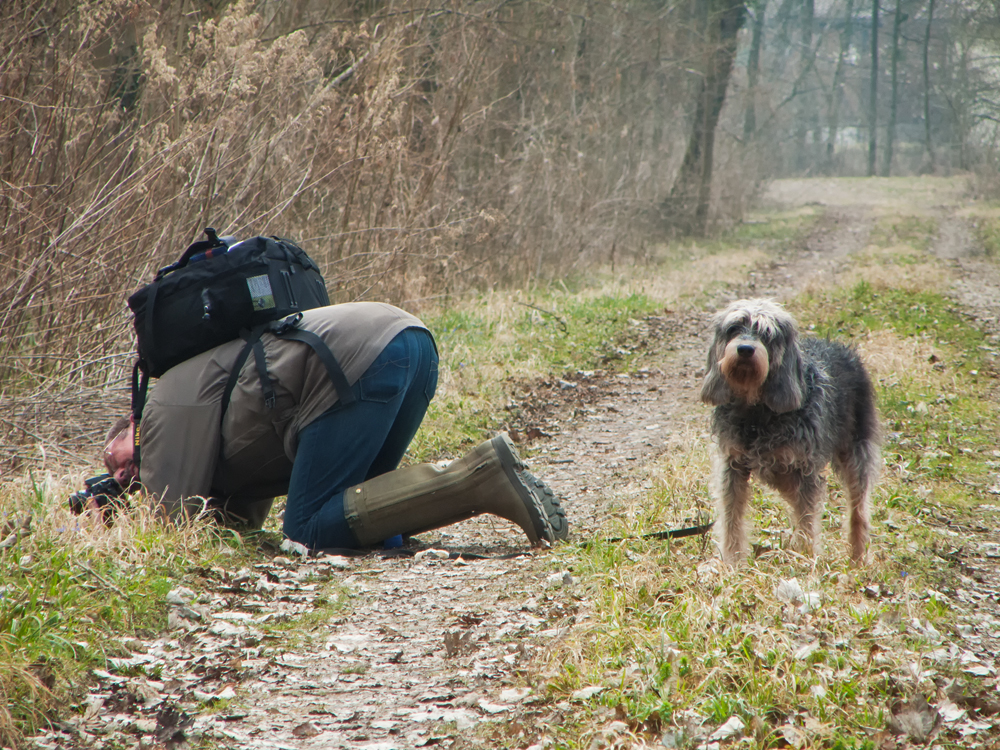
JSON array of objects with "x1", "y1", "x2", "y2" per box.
[{"x1": 700, "y1": 298, "x2": 805, "y2": 412}]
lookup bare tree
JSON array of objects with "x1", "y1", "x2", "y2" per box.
[
  {"x1": 825, "y1": 0, "x2": 855, "y2": 172},
  {"x1": 663, "y1": 0, "x2": 747, "y2": 235},
  {"x1": 868, "y1": 0, "x2": 879, "y2": 176},
  {"x1": 922, "y1": 0, "x2": 936, "y2": 171},
  {"x1": 794, "y1": 0, "x2": 816, "y2": 172},
  {"x1": 882, "y1": 0, "x2": 904, "y2": 175},
  {"x1": 744, "y1": 0, "x2": 768, "y2": 141}
]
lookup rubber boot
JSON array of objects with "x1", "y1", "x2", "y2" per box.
[{"x1": 343, "y1": 434, "x2": 569, "y2": 546}]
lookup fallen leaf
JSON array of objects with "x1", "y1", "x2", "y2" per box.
[
  {"x1": 938, "y1": 698, "x2": 966, "y2": 723},
  {"x1": 963, "y1": 664, "x2": 994, "y2": 677},
  {"x1": 499, "y1": 687, "x2": 531, "y2": 702},
  {"x1": 775, "y1": 578, "x2": 804, "y2": 603},
  {"x1": 545, "y1": 570, "x2": 573, "y2": 588},
  {"x1": 887, "y1": 694, "x2": 940, "y2": 743},
  {"x1": 166, "y1": 587, "x2": 195, "y2": 606},
  {"x1": 709, "y1": 715, "x2": 745, "y2": 741},
  {"x1": 408, "y1": 708, "x2": 477, "y2": 730},
  {"x1": 280, "y1": 539, "x2": 310, "y2": 557},
  {"x1": 444, "y1": 629, "x2": 475, "y2": 657},
  {"x1": 794, "y1": 641, "x2": 820, "y2": 661},
  {"x1": 778, "y1": 724, "x2": 806, "y2": 748},
  {"x1": 414, "y1": 549, "x2": 449, "y2": 562},
  {"x1": 571, "y1": 686, "x2": 606, "y2": 701}
]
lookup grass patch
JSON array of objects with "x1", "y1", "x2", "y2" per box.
[
  {"x1": 869, "y1": 216, "x2": 938, "y2": 251},
  {"x1": 726, "y1": 209, "x2": 819, "y2": 245},
  {"x1": 540, "y1": 526, "x2": 915, "y2": 748},
  {"x1": 408, "y1": 290, "x2": 666, "y2": 460},
  {"x1": 0, "y1": 480, "x2": 246, "y2": 746},
  {"x1": 508, "y1": 293, "x2": 664, "y2": 373},
  {"x1": 803, "y1": 281, "x2": 988, "y2": 360},
  {"x1": 973, "y1": 216, "x2": 1000, "y2": 258},
  {"x1": 536, "y1": 452, "x2": 986, "y2": 748}
]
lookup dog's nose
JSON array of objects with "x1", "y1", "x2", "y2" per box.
[{"x1": 737, "y1": 344, "x2": 756, "y2": 358}]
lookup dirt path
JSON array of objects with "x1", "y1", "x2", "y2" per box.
[{"x1": 32, "y1": 179, "x2": 1000, "y2": 750}]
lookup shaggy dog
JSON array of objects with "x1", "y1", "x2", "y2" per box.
[{"x1": 700, "y1": 299, "x2": 880, "y2": 565}]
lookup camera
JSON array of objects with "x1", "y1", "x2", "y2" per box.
[{"x1": 68, "y1": 473, "x2": 127, "y2": 520}]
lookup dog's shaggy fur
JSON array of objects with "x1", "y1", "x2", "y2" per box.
[{"x1": 700, "y1": 298, "x2": 880, "y2": 565}]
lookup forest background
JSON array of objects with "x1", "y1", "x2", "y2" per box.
[{"x1": 4, "y1": 0, "x2": 1000, "y2": 449}]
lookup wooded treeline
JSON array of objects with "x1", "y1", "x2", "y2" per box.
[
  {"x1": 2, "y1": 0, "x2": 1000, "y2": 396},
  {"x1": 741, "y1": 0, "x2": 1000, "y2": 178}
]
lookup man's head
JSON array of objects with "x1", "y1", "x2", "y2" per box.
[{"x1": 103, "y1": 414, "x2": 138, "y2": 488}]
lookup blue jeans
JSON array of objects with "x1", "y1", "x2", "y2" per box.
[{"x1": 283, "y1": 327, "x2": 438, "y2": 549}]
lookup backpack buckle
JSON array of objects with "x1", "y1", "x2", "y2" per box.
[{"x1": 272, "y1": 312, "x2": 303, "y2": 335}]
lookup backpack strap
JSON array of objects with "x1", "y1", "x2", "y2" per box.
[
  {"x1": 218, "y1": 314, "x2": 355, "y2": 428},
  {"x1": 220, "y1": 327, "x2": 266, "y2": 424},
  {"x1": 271, "y1": 321, "x2": 356, "y2": 406},
  {"x1": 130, "y1": 360, "x2": 150, "y2": 469},
  {"x1": 141, "y1": 281, "x2": 160, "y2": 376},
  {"x1": 250, "y1": 335, "x2": 277, "y2": 409}
]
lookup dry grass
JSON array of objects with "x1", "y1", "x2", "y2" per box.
[
  {"x1": 763, "y1": 176, "x2": 970, "y2": 211},
  {"x1": 2, "y1": 0, "x2": 775, "y2": 479},
  {"x1": 859, "y1": 329, "x2": 945, "y2": 391},
  {"x1": 838, "y1": 251, "x2": 952, "y2": 295},
  {"x1": 532, "y1": 440, "x2": 912, "y2": 747}
]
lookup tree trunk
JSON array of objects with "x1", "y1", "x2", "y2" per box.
[
  {"x1": 867, "y1": 0, "x2": 879, "y2": 176},
  {"x1": 794, "y1": 0, "x2": 815, "y2": 172},
  {"x1": 743, "y1": 0, "x2": 767, "y2": 142},
  {"x1": 825, "y1": 0, "x2": 855, "y2": 173},
  {"x1": 923, "y1": 0, "x2": 936, "y2": 172},
  {"x1": 882, "y1": 0, "x2": 903, "y2": 176},
  {"x1": 664, "y1": 0, "x2": 747, "y2": 236}
]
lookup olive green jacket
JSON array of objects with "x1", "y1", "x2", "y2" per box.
[{"x1": 138, "y1": 303, "x2": 426, "y2": 526}]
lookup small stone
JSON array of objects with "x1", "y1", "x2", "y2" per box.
[{"x1": 166, "y1": 587, "x2": 196, "y2": 605}]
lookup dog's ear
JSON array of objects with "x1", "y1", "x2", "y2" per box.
[
  {"x1": 762, "y1": 332, "x2": 805, "y2": 413},
  {"x1": 700, "y1": 340, "x2": 733, "y2": 405}
]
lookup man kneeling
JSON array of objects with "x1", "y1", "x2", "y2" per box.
[{"x1": 101, "y1": 302, "x2": 569, "y2": 549}]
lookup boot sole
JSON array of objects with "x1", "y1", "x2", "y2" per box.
[{"x1": 493, "y1": 434, "x2": 570, "y2": 544}]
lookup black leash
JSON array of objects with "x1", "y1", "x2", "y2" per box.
[{"x1": 603, "y1": 521, "x2": 715, "y2": 544}]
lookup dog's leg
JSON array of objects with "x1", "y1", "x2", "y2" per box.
[
  {"x1": 773, "y1": 471, "x2": 825, "y2": 559},
  {"x1": 716, "y1": 462, "x2": 752, "y2": 564},
  {"x1": 837, "y1": 441, "x2": 878, "y2": 564}
]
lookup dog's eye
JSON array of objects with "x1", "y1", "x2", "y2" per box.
[{"x1": 726, "y1": 324, "x2": 743, "y2": 338}]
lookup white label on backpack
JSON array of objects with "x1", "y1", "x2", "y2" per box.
[{"x1": 247, "y1": 275, "x2": 275, "y2": 311}]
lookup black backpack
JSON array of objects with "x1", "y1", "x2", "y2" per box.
[
  {"x1": 128, "y1": 228, "x2": 330, "y2": 377},
  {"x1": 127, "y1": 228, "x2": 354, "y2": 441}
]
